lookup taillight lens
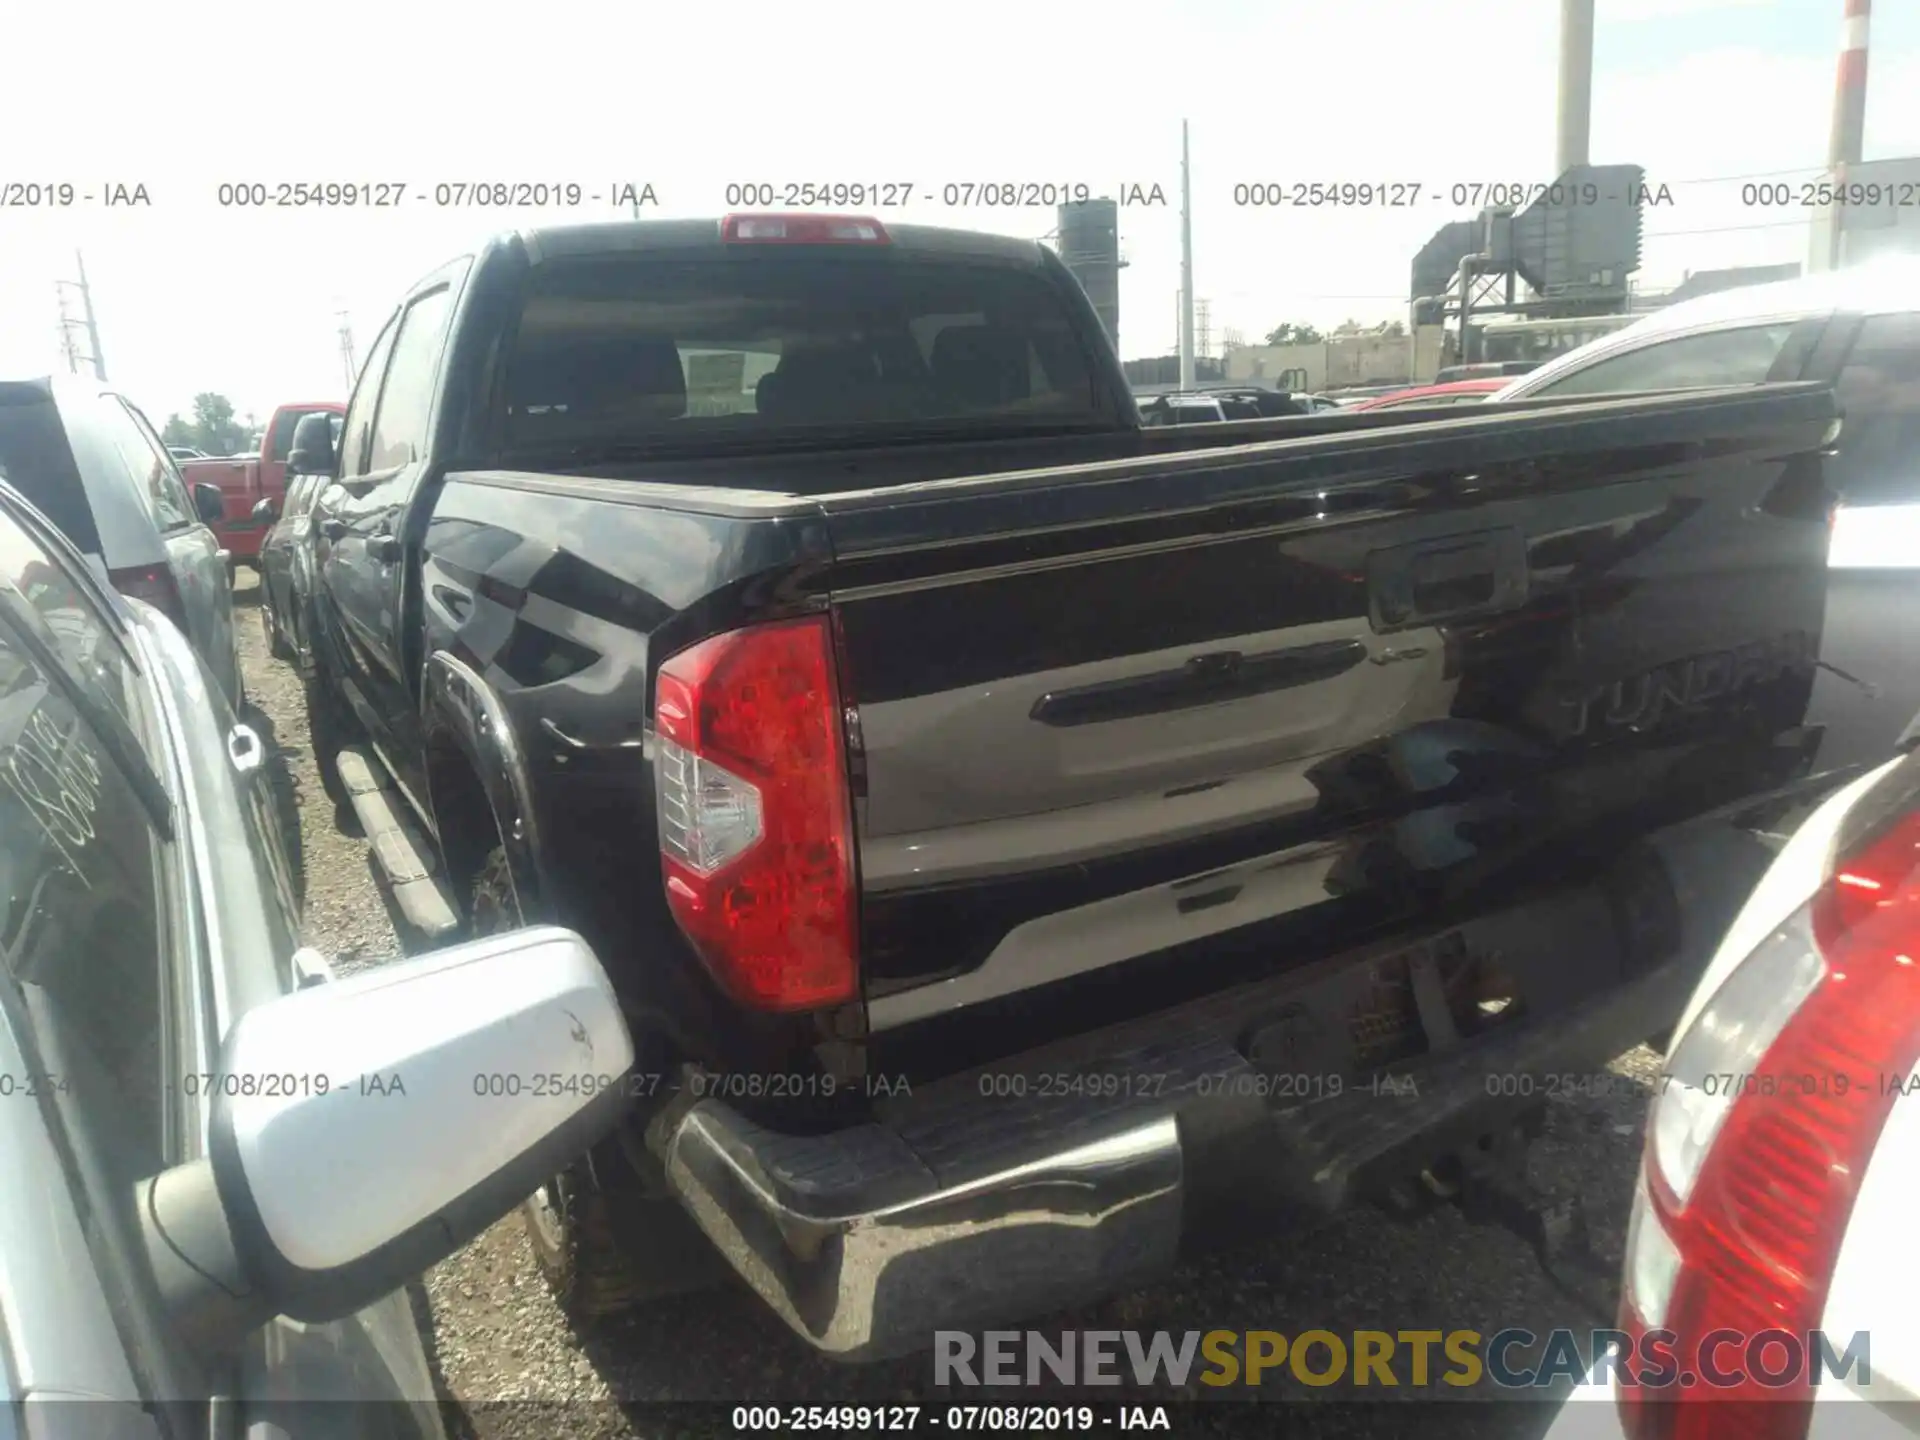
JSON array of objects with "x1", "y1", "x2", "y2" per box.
[
  {"x1": 1619, "y1": 808, "x2": 1920, "y2": 1438},
  {"x1": 109, "y1": 562, "x2": 187, "y2": 633},
  {"x1": 653, "y1": 615, "x2": 858, "y2": 1011}
]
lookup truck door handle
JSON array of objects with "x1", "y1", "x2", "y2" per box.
[
  {"x1": 1367, "y1": 526, "x2": 1529, "y2": 632},
  {"x1": 320, "y1": 519, "x2": 348, "y2": 541},
  {"x1": 369, "y1": 534, "x2": 401, "y2": 564}
]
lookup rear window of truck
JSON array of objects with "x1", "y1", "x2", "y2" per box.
[
  {"x1": 0, "y1": 391, "x2": 104, "y2": 555},
  {"x1": 498, "y1": 251, "x2": 1106, "y2": 456},
  {"x1": 265, "y1": 407, "x2": 340, "y2": 463}
]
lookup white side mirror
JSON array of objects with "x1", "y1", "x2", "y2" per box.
[{"x1": 141, "y1": 926, "x2": 633, "y2": 1350}]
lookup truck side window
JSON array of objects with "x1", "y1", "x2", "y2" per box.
[
  {"x1": 367, "y1": 287, "x2": 455, "y2": 475},
  {"x1": 122, "y1": 402, "x2": 201, "y2": 531},
  {"x1": 1831, "y1": 312, "x2": 1920, "y2": 508},
  {"x1": 97, "y1": 396, "x2": 195, "y2": 533},
  {"x1": 339, "y1": 317, "x2": 401, "y2": 481}
]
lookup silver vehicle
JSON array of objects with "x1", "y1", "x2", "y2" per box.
[
  {"x1": 1137, "y1": 392, "x2": 1227, "y2": 425},
  {"x1": 0, "y1": 376, "x2": 242, "y2": 709},
  {"x1": 0, "y1": 475, "x2": 635, "y2": 1435},
  {"x1": 1495, "y1": 257, "x2": 1920, "y2": 770}
]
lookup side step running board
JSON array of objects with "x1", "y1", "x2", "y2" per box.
[{"x1": 336, "y1": 747, "x2": 460, "y2": 941}]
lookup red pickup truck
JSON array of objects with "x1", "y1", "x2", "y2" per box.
[{"x1": 180, "y1": 401, "x2": 344, "y2": 571}]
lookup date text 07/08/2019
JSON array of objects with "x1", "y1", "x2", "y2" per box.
[{"x1": 730, "y1": 1405, "x2": 1171, "y2": 1432}]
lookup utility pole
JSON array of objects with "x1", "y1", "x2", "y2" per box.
[
  {"x1": 1196, "y1": 298, "x2": 1213, "y2": 365},
  {"x1": 55, "y1": 286, "x2": 82, "y2": 375},
  {"x1": 336, "y1": 305, "x2": 358, "y2": 391},
  {"x1": 54, "y1": 251, "x2": 106, "y2": 381},
  {"x1": 1178, "y1": 120, "x2": 1195, "y2": 390}
]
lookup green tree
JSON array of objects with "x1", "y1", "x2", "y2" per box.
[
  {"x1": 159, "y1": 392, "x2": 251, "y2": 456},
  {"x1": 1263, "y1": 322, "x2": 1324, "y2": 347}
]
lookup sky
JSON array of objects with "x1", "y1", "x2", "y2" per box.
[{"x1": 2, "y1": 0, "x2": 1917, "y2": 425}]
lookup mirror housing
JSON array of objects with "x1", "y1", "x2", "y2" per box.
[
  {"x1": 137, "y1": 926, "x2": 634, "y2": 1355},
  {"x1": 287, "y1": 412, "x2": 338, "y2": 478},
  {"x1": 251, "y1": 496, "x2": 277, "y2": 524},
  {"x1": 193, "y1": 482, "x2": 226, "y2": 525}
]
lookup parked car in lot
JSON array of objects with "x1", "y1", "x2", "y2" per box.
[
  {"x1": 180, "y1": 403, "x2": 344, "y2": 575},
  {"x1": 0, "y1": 376, "x2": 241, "y2": 709},
  {"x1": 297, "y1": 211, "x2": 1855, "y2": 1359},
  {"x1": 1346, "y1": 377, "x2": 1509, "y2": 411},
  {"x1": 166, "y1": 444, "x2": 209, "y2": 461},
  {"x1": 1138, "y1": 391, "x2": 1228, "y2": 424},
  {"x1": 1546, "y1": 717, "x2": 1920, "y2": 1438},
  {"x1": 1434, "y1": 361, "x2": 1538, "y2": 382},
  {"x1": 1495, "y1": 258, "x2": 1920, "y2": 772},
  {"x1": 0, "y1": 474, "x2": 635, "y2": 1435},
  {"x1": 255, "y1": 414, "x2": 338, "y2": 667}
]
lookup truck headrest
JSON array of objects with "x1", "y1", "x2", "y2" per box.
[
  {"x1": 513, "y1": 334, "x2": 687, "y2": 425},
  {"x1": 931, "y1": 326, "x2": 1029, "y2": 410}
]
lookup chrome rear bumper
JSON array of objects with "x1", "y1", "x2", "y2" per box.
[
  {"x1": 662, "y1": 787, "x2": 1851, "y2": 1363},
  {"x1": 664, "y1": 1104, "x2": 1182, "y2": 1362}
]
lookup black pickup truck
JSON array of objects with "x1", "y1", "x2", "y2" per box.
[{"x1": 297, "y1": 211, "x2": 1849, "y2": 1359}]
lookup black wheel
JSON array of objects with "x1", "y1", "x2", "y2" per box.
[
  {"x1": 468, "y1": 844, "x2": 720, "y2": 1320},
  {"x1": 263, "y1": 598, "x2": 293, "y2": 662},
  {"x1": 302, "y1": 652, "x2": 355, "y2": 809}
]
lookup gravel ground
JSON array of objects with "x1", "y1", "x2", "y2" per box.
[{"x1": 237, "y1": 573, "x2": 1656, "y2": 1440}]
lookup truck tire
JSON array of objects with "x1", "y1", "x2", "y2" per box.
[
  {"x1": 302, "y1": 652, "x2": 356, "y2": 809},
  {"x1": 263, "y1": 600, "x2": 293, "y2": 663},
  {"x1": 468, "y1": 843, "x2": 722, "y2": 1320}
]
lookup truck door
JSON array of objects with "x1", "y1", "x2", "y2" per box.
[{"x1": 319, "y1": 274, "x2": 459, "y2": 812}]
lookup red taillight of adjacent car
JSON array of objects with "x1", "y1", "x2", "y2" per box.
[
  {"x1": 652, "y1": 615, "x2": 858, "y2": 1011},
  {"x1": 109, "y1": 562, "x2": 188, "y2": 633},
  {"x1": 1617, "y1": 807, "x2": 1920, "y2": 1439}
]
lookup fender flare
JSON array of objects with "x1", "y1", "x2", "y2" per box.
[{"x1": 422, "y1": 649, "x2": 546, "y2": 916}]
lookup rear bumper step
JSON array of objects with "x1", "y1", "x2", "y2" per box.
[
  {"x1": 664, "y1": 954, "x2": 1688, "y2": 1361},
  {"x1": 660, "y1": 802, "x2": 1827, "y2": 1367},
  {"x1": 663, "y1": 810, "x2": 1802, "y2": 1361}
]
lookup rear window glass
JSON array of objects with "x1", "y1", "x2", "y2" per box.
[
  {"x1": 0, "y1": 394, "x2": 102, "y2": 555},
  {"x1": 500, "y1": 251, "x2": 1103, "y2": 455},
  {"x1": 266, "y1": 407, "x2": 340, "y2": 463}
]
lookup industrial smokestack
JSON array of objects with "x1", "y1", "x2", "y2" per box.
[
  {"x1": 1555, "y1": 0, "x2": 1595, "y2": 175},
  {"x1": 1815, "y1": 0, "x2": 1872, "y2": 270},
  {"x1": 1179, "y1": 119, "x2": 1195, "y2": 390},
  {"x1": 1829, "y1": 0, "x2": 1870, "y2": 169}
]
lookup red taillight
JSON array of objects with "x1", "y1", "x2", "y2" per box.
[
  {"x1": 720, "y1": 213, "x2": 889, "y2": 245},
  {"x1": 652, "y1": 615, "x2": 858, "y2": 1011},
  {"x1": 109, "y1": 562, "x2": 187, "y2": 632},
  {"x1": 1619, "y1": 808, "x2": 1920, "y2": 1438}
]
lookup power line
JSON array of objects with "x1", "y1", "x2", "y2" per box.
[
  {"x1": 1644, "y1": 217, "x2": 1812, "y2": 239},
  {"x1": 1659, "y1": 164, "x2": 1827, "y2": 185}
]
